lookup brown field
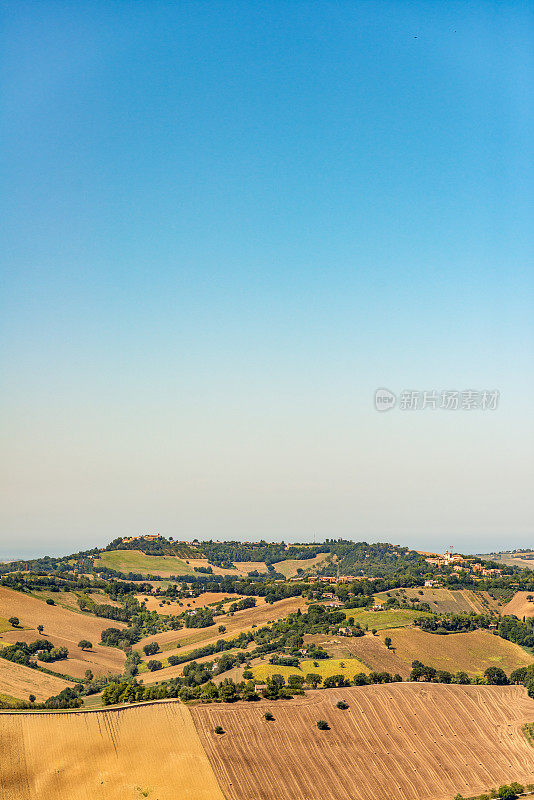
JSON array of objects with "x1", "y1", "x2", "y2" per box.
[
  {"x1": 135, "y1": 595, "x2": 308, "y2": 662},
  {"x1": 1, "y1": 685, "x2": 534, "y2": 800},
  {"x1": 503, "y1": 591, "x2": 534, "y2": 620},
  {"x1": 0, "y1": 659, "x2": 74, "y2": 703},
  {"x1": 134, "y1": 591, "x2": 261, "y2": 615},
  {"x1": 0, "y1": 587, "x2": 126, "y2": 681},
  {"x1": 192, "y1": 683, "x2": 534, "y2": 800},
  {"x1": 381, "y1": 627, "x2": 534, "y2": 676},
  {"x1": 0, "y1": 702, "x2": 226, "y2": 800},
  {"x1": 304, "y1": 633, "x2": 411, "y2": 678}
]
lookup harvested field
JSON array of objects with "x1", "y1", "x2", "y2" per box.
[
  {"x1": 381, "y1": 627, "x2": 534, "y2": 676},
  {"x1": 503, "y1": 592, "x2": 534, "y2": 620},
  {"x1": 94, "y1": 550, "x2": 195, "y2": 577},
  {"x1": 252, "y1": 657, "x2": 370, "y2": 683},
  {"x1": 192, "y1": 683, "x2": 534, "y2": 800},
  {"x1": 0, "y1": 587, "x2": 126, "y2": 680},
  {"x1": 0, "y1": 702, "x2": 226, "y2": 800},
  {"x1": 135, "y1": 592, "x2": 258, "y2": 615},
  {"x1": 135, "y1": 595, "x2": 308, "y2": 661},
  {"x1": 0, "y1": 659, "x2": 74, "y2": 703},
  {"x1": 304, "y1": 633, "x2": 411, "y2": 678}
]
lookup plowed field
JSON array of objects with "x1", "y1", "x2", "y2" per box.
[
  {"x1": 1, "y1": 685, "x2": 534, "y2": 800},
  {"x1": 192, "y1": 684, "x2": 534, "y2": 800}
]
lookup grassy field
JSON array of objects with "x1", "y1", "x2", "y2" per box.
[
  {"x1": 192, "y1": 683, "x2": 534, "y2": 800},
  {"x1": 252, "y1": 657, "x2": 371, "y2": 683},
  {"x1": 273, "y1": 553, "x2": 331, "y2": 578},
  {"x1": 503, "y1": 591, "x2": 534, "y2": 620},
  {"x1": 381, "y1": 627, "x2": 534, "y2": 676},
  {"x1": 345, "y1": 609, "x2": 431, "y2": 630},
  {"x1": 0, "y1": 587, "x2": 126, "y2": 682},
  {"x1": 94, "y1": 549, "x2": 195, "y2": 577},
  {"x1": 0, "y1": 702, "x2": 226, "y2": 800},
  {"x1": 0, "y1": 617, "x2": 16, "y2": 634}
]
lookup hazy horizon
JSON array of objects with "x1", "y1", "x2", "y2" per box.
[{"x1": 1, "y1": 2, "x2": 533, "y2": 559}]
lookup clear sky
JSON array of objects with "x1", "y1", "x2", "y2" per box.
[{"x1": 1, "y1": 1, "x2": 533, "y2": 558}]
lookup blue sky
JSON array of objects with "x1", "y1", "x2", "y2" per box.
[{"x1": 1, "y1": 1, "x2": 533, "y2": 557}]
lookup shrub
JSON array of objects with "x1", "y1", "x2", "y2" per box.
[
  {"x1": 147, "y1": 660, "x2": 162, "y2": 672},
  {"x1": 316, "y1": 719, "x2": 330, "y2": 730},
  {"x1": 78, "y1": 640, "x2": 92, "y2": 651},
  {"x1": 214, "y1": 725, "x2": 225, "y2": 734},
  {"x1": 264, "y1": 711, "x2": 274, "y2": 721},
  {"x1": 336, "y1": 700, "x2": 349, "y2": 710},
  {"x1": 46, "y1": 599, "x2": 55, "y2": 605}
]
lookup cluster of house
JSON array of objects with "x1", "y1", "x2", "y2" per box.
[
  {"x1": 424, "y1": 550, "x2": 502, "y2": 579},
  {"x1": 121, "y1": 534, "x2": 163, "y2": 544}
]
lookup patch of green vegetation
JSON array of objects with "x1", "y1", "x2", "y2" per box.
[
  {"x1": 253, "y1": 657, "x2": 370, "y2": 682},
  {"x1": 346, "y1": 609, "x2": 431, "y2": 630},
  {"x1": 94, "y1": 550, "x2": 195, "y2": 577},
  {"x1": 0, "y1": 617, "x2": 15, "y2": 633},
  {"x1": 523, "y1": 722, "x2": 534, "y2": 746},
  {"x1": 0, "y1": 692, "x2": 26, "y2": 708}
]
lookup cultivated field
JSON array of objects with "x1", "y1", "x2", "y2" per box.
[
  {"x1": 0, "y1": 659, "x2": 74, "y2": 703},
  {"x1": 94, "y1": 550, "x2": 195, "y2": 577},
  {"x1": 135, "y1": 595, "x2": 308, "y2": 662},
  {"x1": 480, "y1": 552, "x2": 534, "y2": 570},
  {"x1": 503, "y1": 592, "x2": 534, "y2": 620},
  {"x1": 0, "y1": 587, "x2": 126, "y2": 681},
  {"x1": 192, "y1": 683, "x2": 534, "y2": 800},
  {"x1": 380, "y1": 627, "x2": 534, "y2": 676},
  {"x1": 376, "y1": 588, "x2": 501, "y2": 615},
  {"x1": 252, "y1": 657, "x2": 370, "y2": 683},
  {"x1": 303, "y1": 633, "x2": 411, "y2": 678},
  {"x1": 346, "y1": 609, "x2": 430, "y2": 630},
  {"x1": 0, "y1": 702, "x2": 226, "y2": 800}
]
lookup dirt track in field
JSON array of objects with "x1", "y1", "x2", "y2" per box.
[
  {"x1": 0, "y1": 587, "x2": 126, "y2": 683},
  {"x1": 192, "y1": 684, "x2": 534, "y2": 800},
  {"x1": 0, "y1": 702, "x2": 225, "y2": 800}
]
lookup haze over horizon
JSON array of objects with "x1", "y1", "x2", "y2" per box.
[{"x1": 1, "y1": 2, "x2": 533, "y2": 559}]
